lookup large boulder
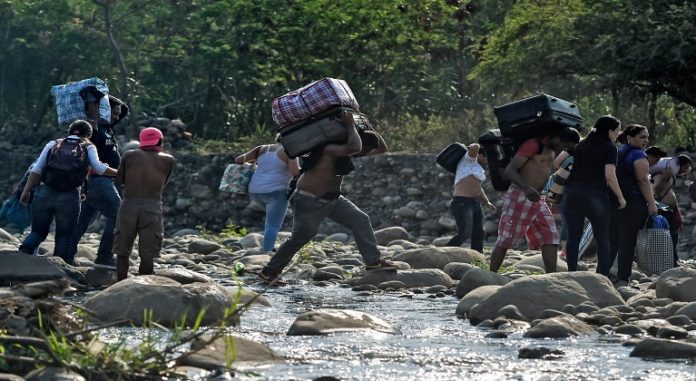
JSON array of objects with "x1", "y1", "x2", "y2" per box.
[
  {"x1": 84, "y1": 275, "x2": 237, "y2": 327},
  {"x1": 187, "y1": 239, "x2": 223, "y2": 255},
  {"x1": 655, "y1": 267, "x2": 696, "y2": 302},
  {"x1": 630, "y1": 337, "x2": 696, "y2": 359},
  {"x1": 468, "y1": 272, "x2": 624, "y2": 324},
  {"x1": 180, "y1": 334, "x2": 283, "y2": 366},
  {"x1": 455, "y1": 267, "x2": 510, "y2": 298},
  {"x1": 349, "y1": 269, "x2": 454, "y2": 288},
  {"x1": 155, "y1": 267, "x2": 214, "y2": 284},
  {"x1": 0, "y1": 253, "x2": 68, "y2": 286},
  {"x1": 287, "y1": 309, "x2": 399, "y2": 335},
  {"x1": 392, "y1": 246, "x2": 485, "y2": 269},
  {"x1": 374, "y1": 226, "x2": 410, "y2": 245}
]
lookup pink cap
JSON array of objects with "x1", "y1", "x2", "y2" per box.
[{"x1": 139, "y1": 127, "x2": 163, "y2": 147}]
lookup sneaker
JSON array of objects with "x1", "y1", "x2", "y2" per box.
[
  {"x1": 257, "y1": 272, "x2": 288, "y2": 286},
  {"x1": 365, "y1": 259, "x2": 399, "y2": 272}
]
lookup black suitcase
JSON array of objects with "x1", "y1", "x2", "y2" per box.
[
  {"x1": 493, "y1": 94, "x2": 583, "y2": 141},
  {"x1": 436, "y1": 143, "x2": 468, "y2": 173},
  {"x1": 278, "y1": 107, "x2": 371, "y2": 158},
  {"x1": 478, "y1": 130, "x2": 517, "y2": 191}
]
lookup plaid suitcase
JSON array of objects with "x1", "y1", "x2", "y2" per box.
[
  {"x1": 51, "y1": 77, "x2": 111, "y2": 127},
  {"x1": 272, "y1": 78, "x2": 359, "y2": 128},
  {"x1": 493, "y1": 94, "x2": 583, "y2": 141}
]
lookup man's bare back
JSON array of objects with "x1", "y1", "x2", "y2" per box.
[{"x1": 115, "y1": 149, "x2": 175, "y2": 200}]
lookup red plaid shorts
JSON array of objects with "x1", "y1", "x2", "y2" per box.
[{"x1": 495, "y1": 186, "x2": 559, "y2": 250}]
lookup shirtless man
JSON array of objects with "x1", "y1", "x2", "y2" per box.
[
  {"x1": 113, "y1": 127, "x2": 175, "y2": 281},
  {"x1": 446, "y1": 143, "x2": 496, "y2": 252},
  {"x1": 489, "y1": 127, "x2": 579, "y2": 273},
  {"x1": 258, "y1": 111, "x2": 398, "y2": 285}
]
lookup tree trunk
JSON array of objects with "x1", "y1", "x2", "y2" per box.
[
  {"x1": 611, "y1": 88, "x2": 620, "y2": 116},
  {"x1": 646, "y1": 90, "x2": 657, "y2": 139}
]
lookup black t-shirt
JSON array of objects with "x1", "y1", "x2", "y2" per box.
[
  {"x1": 566, "y1": 133, "x2": 617, "y2": 189},
  {"x1": 91, "y1": 123, "x2": 121, "y2": 172}
]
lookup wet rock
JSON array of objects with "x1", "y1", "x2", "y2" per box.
[
  {"x1": 350, "y1": 269, "x2": 453, "y2": 288},
  {"x1": 374, "y1": 226, "x2": 410, "y2": 245},
  {"x1": 377, "y1": 280, "x2": 406, "y2": 290},
  {"x1": 0, "y1": 253, "x2": 68, "y2": 286},
  {"x1": 392, "y1": 246, "x2": 485, "y2": 269},
  {"x1": 183, "y1": 334, "x2": 284, "y2": 365},
  {"x1": 188, "y1": 239, "x2": 223, "y2": 255},
  {"x1": 666, "y1": 315, "x2": 693, "y2": 327},
  {"x1": 443, "y1": 262, "x2": 477, "y2": 280},
  {"x1": 468, "y1": 272, "x2": 624, "y2": 324},
  {"x1": 485, "y1": 330, "x2": 508, "y2": 338},
  {"x1": 655, "y1": 267, "x2": 696, "y2": 302},
  {"x1": 518, "y1": 346, "x2": 565, "y2": 359},
  {"x1": 656, "y1": 326, "x2": 688, "y2": 339},
  {"x1": 84, "y1": 275, "x2": 237, "y2": 327},
  {"x1": 325, "y1": 233, "x2": 350, "y2": 243},
  {"x1": 287, "y1": 309, "x2": 399, "y2": 335},
  {"x1": 497, "y1": 305, "x2": 528, "y2": 321},
  {"x1": 455, "y1": 267, "x2": 510, "y2": 298},
  {"x1": 630, "y1": 337, "x2": 696, "y2": 359},
  {"x1": 674, "y1": 302, "x2": 696, "y2": 320},
  {"x1": 476, "y1": 319, "x2": 494, "y2": 329},
  {"x1": 425, "y1": 285, "x2": 448, "y2": 294},
  {"x1": 525, "y1": 315, "x2": 595, "y2": 338},
  {"x1": 313, "y1": 270, "x2": 343, "y2": 282},
  {"x1": 455, "y1": 285, "x2": 501, "y2": 318},
  {"x1": 614, "y1": 324, "x2": 647, "y2": 337},
  {"x1": 25, "y1": 367, "x2": 85, "y2": 381},
  {"x1": 352, "y1": 284, "x2": 378, "y2": 292},
  {"x1": 85, "y1": 267, "x2": 117, "y2": 288},
  {"x1": 224, "y1": 287, "x2": 271, "y2": 307}
]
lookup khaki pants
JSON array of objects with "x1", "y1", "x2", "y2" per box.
[{"x1": 114, "y1": 199, "x2": 163, "y2": 279}]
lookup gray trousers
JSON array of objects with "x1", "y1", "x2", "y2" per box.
[{"x1": 263, "y1": 192, "x2": 381, "y2": 276}]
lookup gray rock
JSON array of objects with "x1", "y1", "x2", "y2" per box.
[
  {"x1": 468, "y1": 272, "x2": 624, "y2": 324},
  {"x1": 614, "y1": 324, "x2": 647, "y2": 337},
  {"x1": 171, "y1": 228, "x2": 200, "y2": 238},
  {"x1": 630, "y1": 337, "x2": 696, "y2": 359},
  {"x1": 287, "y1": 309, "x2": 399, "y2": 335},
  {"x1": 84, "y1": 275, "x2": 237, "y2": 327},
  {"x1": 156, "y1": 267, "x2": 214, "y2": 284},
  {"x1": 25, "y1": 367, "x2": 85, "y2": 381},
  {"x1": 182, "y1": 334, "x2": 283, "y2": 366},
  {"x1": 497, "y1": 305, "x2": 528, "y2": 321},
  {"x1": 455, "y1": 285, "x2": 501, "y2": 318},
  {"x1": 85, "y1": 267, "x2": 117, "y2": 288},
  {"x1": 350, "y1": 269, "x2": 453, "y2": 288},
  {"x1": 443, "y1": 262, "x2": 477, "y2": 280},
  {"x1": 325, "y1": 233, "x2": 350, "y2": 243},
  {"x1": 513, "y1": 254, "x2": 568, "y2": 272},
  {"x1": 0, "y1": 253, "x2": 68, "y2": 286},
  {"x1": 518, "y1": 346, "x2": 565, "y2": 359},
  {"x1": 238, "y1": 233, "x2": 264, "y2": 250},
  {"x1": 378, "y1": 280, "x2": 407, "y2": 290},
  {"x1": 313, "y1": 270, "x2": 343, "y2": 282},
  {"x1": 673, "y1": 302, "x2": 696, "y2": 320},
  {"x1": 374, "y1": 226, "x2": 410, "y2": 245},
  {"x1": 655, "y1": 267, "x2": 696, "y2": 302},
  {"x1": 525, "y1": 315, "x2": 595, "y2": 338},
  {"x1": 393, "y1": 246, "x2": 485, "y2": 269},
  {"x1": 455, "y1": 267, "x2": 510, "y2": 298},
  {"x1": 187, "y1": 239, "x2": 223, "y2": 255},
  {"x1": 656, "y1": 326, "x2": 688, "y2": 339}
]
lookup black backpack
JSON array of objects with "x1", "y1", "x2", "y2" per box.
[{"x1": 41, "y1": 138, "x2": 90, "y2": 192}]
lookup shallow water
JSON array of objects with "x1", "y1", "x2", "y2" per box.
[{"x1": 230, "y1": 283, "x2": 695, "y2": 381}]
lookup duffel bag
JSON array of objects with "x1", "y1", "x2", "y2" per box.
[
  {"x1": 272, "y1": 78, "x2": 359, "y2": 128},
  {"x1": 436, "y1": 143, "x2": 467, "y2": 173},
  {"x1": 51, "y1": 77, "x2": 111, "y2": 127}
]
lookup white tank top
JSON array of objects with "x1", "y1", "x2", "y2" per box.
[{"x1": 248, "y1": 145, "x2": 293, "y2": 193}]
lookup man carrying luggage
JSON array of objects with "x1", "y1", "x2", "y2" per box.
[
  {"x1": 258, "y1": 111, "x2": 398, "y2": 285},
  {"x1": 489, "y1": 127, "x2": 580, "y2": 273},
  {"x1": 67, "y1": 95, "x2": 129, "y2": 267},
  {"x1": 114, "y1": 127, "x2": 175, "y2": 281}
]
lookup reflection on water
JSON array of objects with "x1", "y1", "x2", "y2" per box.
[{"x1": 232, "y1": 284, "x2": 694, "y2": 381}]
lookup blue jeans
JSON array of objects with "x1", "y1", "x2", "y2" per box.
[
  {"x1": 68, "y1": 176, "x2": 121, "y2": 264},
  {"x1": 446, "y1": 197, "x2": 484, "y2": 252},
  {"x1": 562, "y1": 186, "x2": 611, "y2": 275},
  {"x1": 19, "y1": 185, "x2": 81, "y2": 261},
  {"x1": 263, "y1": 193, "x2": 381, "y2": 276},
  {"x1": 250, "y1": 190, "x2": 290, "y2": 252}
]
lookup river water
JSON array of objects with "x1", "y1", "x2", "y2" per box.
[{"x1": 224, "y1": 283, "x2": 695, "y2": 381}]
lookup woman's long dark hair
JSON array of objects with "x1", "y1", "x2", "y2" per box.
[
  {"x1": 617, "y1": 124, "x2": 647, "y2": 145},
  {"x1": 589, "y1": 115, "x2": 621, "y2": 139},
  {"x1": 68, "y1": 119, "x2": 93, "y2": 144}
]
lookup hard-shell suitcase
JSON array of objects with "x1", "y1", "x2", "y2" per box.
[
  {"x1": 272, "y1": 78, "x2": 359, "y2": 128},
  {"x1": 278, "y1": 107, "x2": 371, "y2": 158},
  {"x1": 478, "y1": 130, "x2": 517, "y2": 191},
  {"x1": 493, "y1": 94, "x2": 583, "y2": 141},
  {"x1": 436, "y1": 143, "x2": 468, "y2": 173}
]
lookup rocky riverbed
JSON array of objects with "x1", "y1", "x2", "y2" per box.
[{"x1": 1, "y1": 226, "x2": 696, "y2": 380}]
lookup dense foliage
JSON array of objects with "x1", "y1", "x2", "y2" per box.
[{"x1": 0, "y1": 0, "x2": 694, "y2": 151}]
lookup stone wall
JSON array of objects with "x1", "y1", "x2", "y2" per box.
[{"x1": 2, "y1": 144, "x2": 695, "y2": 256}]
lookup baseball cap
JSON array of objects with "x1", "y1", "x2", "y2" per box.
[{"x1": 139, "y1": 127, "x2": 163, "y2": 147}]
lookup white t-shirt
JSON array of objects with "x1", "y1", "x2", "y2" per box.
[
  {"x1": 454, "y1": 153, "x2": 485, "y2": 185},
  {"x1": 649, "y1": 157, "x2": 679, "y2": 175}
]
